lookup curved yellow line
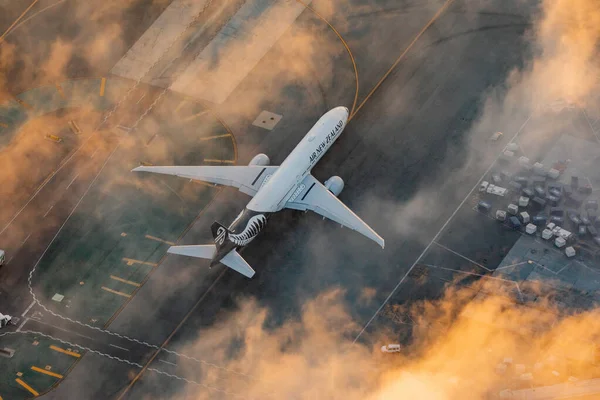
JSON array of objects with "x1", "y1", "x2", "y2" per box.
[
  {"x1": 350, "y1": 0, "x2": 455, "y2": 120},
  {"x1": 0, "y1": 0, "x2": 39, "y2": 42},
  {"x1": 295, "y1": 0, "x2": 359, "y2": 116}
]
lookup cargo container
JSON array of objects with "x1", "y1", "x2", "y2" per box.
[
  {"x1": 565, "y1": 246, "x2": 576, "y2": 257},
  {"x1": 542, "y1": 229, "x2": 553, "y2": 240},
  {"x1": 546, "y1": 195, "x2": 559, "y2": 207},
  {"x1": 585, "y1": 199, "x2": 599, "y2": 211},
  {"x1": 496, "y1": 210, "x2": 507, "y2": 221},
  {"x1": 550, "y1": 207, "x2": 564, "y2": 216},
  {"x1": 478, "y1": 201, "x2": 492, "y2": 213},
  {"x1": 479, "y1": 181, "x2": 489, "y2": 192},
  {"x1": 535, "y1": 186, "x2": 546, "y2": 197},
  {"x1": 522, "y1": 188, "x2": 535, "y2": 198},
  {"x1": 526, "y1": 224, "x2": 537, "y2": 234},
  {"x1": 519, "y1": 212, "x2": 530, "y2": 224},
  {"x1": 588, "y1": 225, "x2": 598, "y2": 236},
  {"x1": 550, "y1": 216, "x2": 564, "y2": 224},
  {"x1": 549, "y1": 188, "x2": 562, "y2": 198},
  {"x1": 507, "y1": 204, "x2": 519, "y2": 215},
  {"x1": 532, "y1": 197, "x2": 547, "y2": 209},
  {"x1": 514, "y1": 176, "x2": 529, "y2": 184},
  {"x1": 487, "y1": 185, "x2": 508, "y2": 197},
  {"x1": 547, "y1": 168, "x2": 560, "y2": 179},
  {"x1": 508, "y1": 216, "x2": 521, "y2": 230},
  {"x1": 555, "y1": 237, "x2": 566, "y2": 248},
  {"x1": 518, "y1": 196, "x2": 529, "y2": 207},
  {"x1": 532, "y1": 215, "x2": 548, "y2": 226},
  {"x1": 579, "y1": 225, "x2": 587, "y2": 236}
]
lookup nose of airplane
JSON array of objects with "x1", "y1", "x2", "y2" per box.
[{"x1": 342, "y1": 106, "x2": 349, "y2": 117}]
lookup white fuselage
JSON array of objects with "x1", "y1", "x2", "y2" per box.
[{"x1": 247, "y1": 106, "x2": 349, "y2": 213}]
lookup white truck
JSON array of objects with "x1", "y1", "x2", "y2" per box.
[
  {"x1": 381, "y1": 344, "x2": 401, "y2": 353},
  {"x1": 0, "y1": 313, "x2": 12, "y2": 328},
  {"x1": 0, "y1": 249, "x2": 5, "y2": 266},
  {"x1": 487, "y1": 184, "x2": 508, "y2": 197}
]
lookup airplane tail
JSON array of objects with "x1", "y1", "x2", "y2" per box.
[
  {"x1": 211, "y1": 221, "x2": 230, "y2": 251},
  {"x1": 168, "y1": 245, "x2": 216, "y2": 259},
  {"x1": 166, "y1": 222, "x2": 256, "y2": 278},
  {"x1": 167, "y1": 244, "x2": 255, "y2": 278}
]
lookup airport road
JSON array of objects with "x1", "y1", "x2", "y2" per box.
[{"x1": 1, "y1": 0, "x2": 538, "y2": 398}]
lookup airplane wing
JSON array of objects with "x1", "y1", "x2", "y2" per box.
[
  {"x1": 285, "y1": 175, "x2": 385, "y2": 248},
  {"x1": 132, "y1": 165, "x2": 279, "y2": 197}
]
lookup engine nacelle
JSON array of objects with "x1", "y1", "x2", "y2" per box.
[
  {"x1": 324, "y1": 176, "x2": 344, "y2": 197},
  {"x1": 249, "y1": 153, "x2": 270, "y2": 166}
]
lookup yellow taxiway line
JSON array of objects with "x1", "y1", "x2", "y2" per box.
[
  {"x1": 203, "y1": 159, "x2": 234, "y2": 164},
  {"x1": 101, "y1": 286, "x2": 131, "y2": 298},
  {"x1": 0, "y1": 0, "x2": 40, "y2": 42},
  {"x1": 350, "y1": 0, "x2": 455, "y2": 120},
  {"x1": 122, "y1": 258, "x2": 157, "y2": 267},
  {"x1": 50, "y1": 345, "x2": 81, "y2": 358},
  {"x1": 99, "y1": 77, "x2": 106, "y2": 97},
  {"x1": 110, "y1": 275, "x2": 140, "y2": 287},
  {"x1": 55, "y1": 84, "x2": 66, "y2": 99},
  {"x1": 15, "y1": 378, "x2": 39, "y2": 396},
  {"x1": 199, "y1": 133, "x2": 232, "y2": 142},
  {"x1": 31, "y1": 366, "x2": 63, "y2": 379},
  {"x1": 145, "y1": 235, "x2": 176, "y2": 246},
  {"x1": 183, "y1": 110, "x2": 208, "y2": 122}
]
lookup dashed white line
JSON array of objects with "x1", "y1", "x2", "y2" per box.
[
  {"x1": 353, "y1": 114, "x2": 532, "y2": 344},
  {"x1": 90, "y1": 149, "x2": 99, "y2": 159},
  {"x1": 159, "y1": 359, "x2": 177, "y2": 366},
  {"x1": 109, "y1": 343, "x2": 130, "y2": 352},
  {"x1": 581, "y1": 108, "x2": 600, "y2": 145},
  {"x1": 16, "y1": 317, "x2": 29, "y2": 332},
  {"x1": 22, "y1": 300, "x2": 36, "y2": 317},
  {"x1": 495, "y1": 261, "x2": 530, "y2": 271},
  {"x1": 66, "y1": 173, "x2": 80, "y2": 190},
  {"x1": 43, "y1": 205, "x2": 54, "y2": 218},
  {"x1": 22, "y1": 233, "x2": 31, "y2": 244},
  {"x1": 433, "y1": 241, "x2": 492, "y2": 272}
]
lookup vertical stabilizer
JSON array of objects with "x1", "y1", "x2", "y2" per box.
[{"x1": 211, "y1": 222, "x2": 230, "y2": 251}]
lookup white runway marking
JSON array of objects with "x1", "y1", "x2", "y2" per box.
[
  {"x1": 353, "y1": 114, "x2": 532, "y2": 343},
  {"x1": 110, "y1": 0, "x2": 212, "y2": 81},
  {"x1": 170, "y1": 0, "x2": 311, "y2": 103},
  {"x1": 22, "y1": 300, "x2": 36, "y2": 317},
  {"x1": 66, "y1": 173, "x2": 79, "y2": 190},
  {"x1": 16, "y1": 317, "x2": 29, "y2": 332},
  {"x1": 109, "y1": 343, "x2": 130, "y2": 352},
  {"x1": 433, "y1": 241, "x2": 491, "y2": 272},
  {"x1": 43, "y1": 205, "x2": 54, "y2": 218}
]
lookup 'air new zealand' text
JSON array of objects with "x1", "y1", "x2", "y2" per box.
[{"x1": 309, "y1": 119, "x2": 344, "y2": 163}]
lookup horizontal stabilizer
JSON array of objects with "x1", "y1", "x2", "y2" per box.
[
  {"x1": 221, "y1": 250, "x2": 255, "y2": 278},
  {"x1": 167, "y1": 245, "x2": 216, "y2": 259}
]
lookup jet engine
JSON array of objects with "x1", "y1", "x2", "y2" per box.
[
  {"x1": 249, "y1": 153, "x2": 270, "y2": 166},
  {"x1": 324, "y1": 176, "x2": 344, "y2": 197}
]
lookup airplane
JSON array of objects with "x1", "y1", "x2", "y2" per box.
[{"x1": 132, "y1": 106, "x2": 384, "y2": 278}]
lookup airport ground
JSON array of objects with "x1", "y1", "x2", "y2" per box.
[{"x1": 1, "y1": 0, "x2": 594, "y2": 398}]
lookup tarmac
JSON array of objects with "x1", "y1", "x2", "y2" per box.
[{"x1": 0, "y1": 0, "x2": 579, "y2": 398}]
